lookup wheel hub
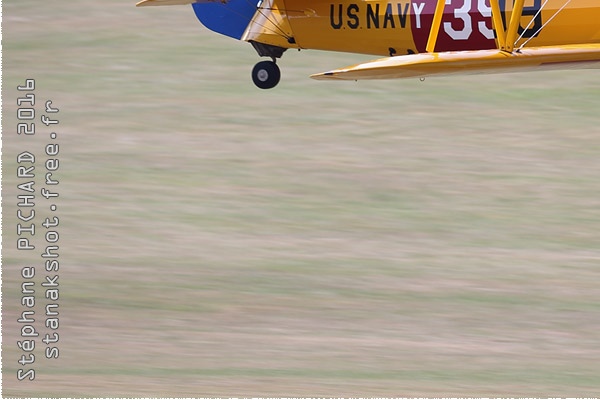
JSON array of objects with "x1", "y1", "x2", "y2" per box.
[{"x1": 257, "y1": 69, "x2": 269, "y2": 82}]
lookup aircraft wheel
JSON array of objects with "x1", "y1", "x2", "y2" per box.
[{"x1": 252, "y1": 61, "x2": 280, "y2": 89}]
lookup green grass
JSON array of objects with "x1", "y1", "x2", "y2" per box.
[{"x1": 2, "y1": 0, "x2": 600, "y2": 397}]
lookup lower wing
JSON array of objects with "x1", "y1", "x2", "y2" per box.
[{"x1": 311, "y1": 44, "x2": 600, "y2": 81}]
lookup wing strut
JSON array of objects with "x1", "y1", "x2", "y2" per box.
[
  {"x1": 489, "y1": 0, "x2": 525, "y2": 52},
  {"x1": 425, "y1": 0, "x2": 526, "y2": 53},
  {"x1": 489, "y1": 0, "x2": 506, "y2": 50},
  {"x1": 505, "y1": 0, "x2": 525, "y2": 52},
  {"x1": 426, "y1": 0, "x2": 447, "y2": 53}
]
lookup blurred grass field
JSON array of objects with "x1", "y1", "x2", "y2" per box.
[{"x1": 2, "y1": 0, "x2": 600, "y2": 397}]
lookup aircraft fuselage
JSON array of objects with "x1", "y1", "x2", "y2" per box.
[{"x1": 240, "y1": 0, "x2": 600, "y2": 56}]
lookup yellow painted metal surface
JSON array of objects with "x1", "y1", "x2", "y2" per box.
[{"x1": 281, "y1": 0, "x2": 419, "y2": 55}]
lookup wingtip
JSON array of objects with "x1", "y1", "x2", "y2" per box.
[{"x1": 310, "y1": 71, "x2": 338, "y2": 80}]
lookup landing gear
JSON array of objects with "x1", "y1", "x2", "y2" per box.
[
  {"x1": 252, "y1": 60, "x2": 281, "y2": 90},
  {"x1": 249, "y1": 42, "x2": 287, "y2": 89}
]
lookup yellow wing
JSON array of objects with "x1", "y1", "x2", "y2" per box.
[
  {"x1": 136, "y1": 0, "x2": 203, "y2": 7},
  {"x1": 311, "y1": 44, "x2": 600, "y2": 81}
]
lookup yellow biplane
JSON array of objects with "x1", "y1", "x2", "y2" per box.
[{"x1": 137, "y1": 0, "x2": 600, "y2": 88}]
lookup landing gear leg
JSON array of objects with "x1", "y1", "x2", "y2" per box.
[{"x1": 251, "y1": 60, "x2": 281, "y2": 89}]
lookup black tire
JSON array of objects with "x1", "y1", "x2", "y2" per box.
[{"x1": 252, "y1": 61, "x2": 281, "y2": 89}]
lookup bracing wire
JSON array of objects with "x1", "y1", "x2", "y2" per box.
[
  {"x1": 241, "y1": 0, "x2": 292, "y2": 40},
  {"x1": 517, "y1": 0, "x2": 573, "y2": 50},
  {"x1": 514, "y1": 0, "x2": 549, "y2": 46}
]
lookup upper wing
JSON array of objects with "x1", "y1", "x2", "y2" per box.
[
  {"x1": 311, "y1": 44, "x2": 600, "y2": 81},
  {"x1": 136, "y1": 0, "x2": 204, "y2": 6}
]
